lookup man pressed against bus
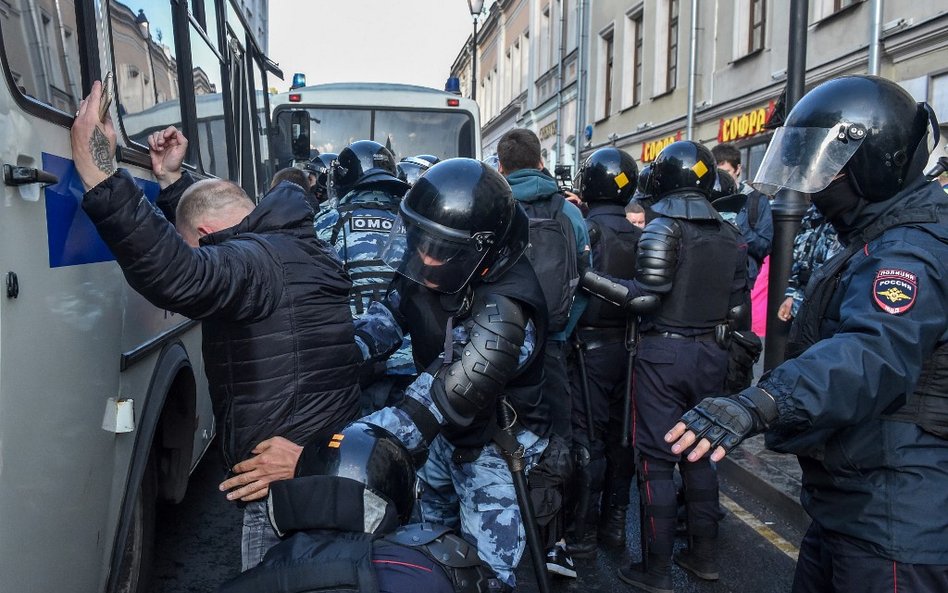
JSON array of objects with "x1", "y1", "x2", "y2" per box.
[{"x1": 70, "y1": 82, "x2": 362, "y2": 570}]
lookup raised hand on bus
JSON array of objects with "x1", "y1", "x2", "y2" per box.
[
  {"x1": 70, "y1": 80, "x2": 117, "y2": 192},
  {"x1": 148, "y1": 126, "x2": 189, "y2": 189},
  {"x1": 219, "y1": 436, "x2": 304, "y2": 502}
]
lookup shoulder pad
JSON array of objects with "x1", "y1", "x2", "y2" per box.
[
  {"x1": 423, "y1": 531, "x2": 484, "y2": 568},
  {"x1": 385, "y1": 522, "x2": 452, "y2": 547}
]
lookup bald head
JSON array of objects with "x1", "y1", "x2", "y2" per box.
[{"x1": 176, "y1": 179, "x2": 255, "y2": 247}]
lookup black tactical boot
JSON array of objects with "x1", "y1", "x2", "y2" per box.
[
  {"x1": 565, "y1": 529, "x2": 597, "y2": 558},
  {"x1": 617, "y1": 555, "x2": 673, "y2": 593},
  {"x1": 674, "y1": 536, "x2": 719, "y2": 580},
  {"x1": 598, "y1": 504, "x2": 628, "y2": 548}
]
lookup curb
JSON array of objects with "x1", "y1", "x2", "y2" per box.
[{"x1": 718, "y1": 436, "x2": 811, "y2": 534}]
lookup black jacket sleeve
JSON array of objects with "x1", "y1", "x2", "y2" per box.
[
  {"x1": 155, "y1": 172, "x2": 196, "y2": 224},
  {"x1": 82, "y1": 170, "x2": 280, "y2": 322}
]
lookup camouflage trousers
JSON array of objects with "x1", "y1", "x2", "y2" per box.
[{"x1": 417, "y1": 431, "x2": 548, "y2": 588}]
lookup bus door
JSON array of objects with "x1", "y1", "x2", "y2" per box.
[{"x1": 0, "y1": 2, "x2": 132, "y2": 592}]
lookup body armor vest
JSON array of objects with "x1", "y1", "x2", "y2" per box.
[
  {"x1": 652, "y1": 217, "x2": 740, "y2": 330},
  {"x1": 787, "y1": 205, "x2": 948, "y2": 439},
  {"x1": 397, "y1": 257, "x2": 551, "y2": 447},
  {"x1": 580, "y1": 210, "x2": 641, "y2": 328}
]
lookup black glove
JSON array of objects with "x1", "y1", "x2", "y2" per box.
[
  {"x1": 679, "y1": 387, "x2": 778, "y2": 454},
  {"x1": 378, "y1": 287, "x2": 408, "y2": 332}
]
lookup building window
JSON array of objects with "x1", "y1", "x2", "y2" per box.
[
  {"x1": 512, "y1": 41, "x2": 522, "y2": 97},
  {"x1": 540, "y1": 6, "x2": 551, "y2": 74},
  {"x1": 521, "y1": 31, "x2": 530, "y2": 92},
  {"x1": 813, "y1": 0, "x2": 860, "y2": 21},
  {"x1": 666, "y1": 0, "x2": 678, "y2": 92},
  {"x1": 749, "y1": 0, "x2": 765, "y2": 53},
  {"x1": 633, "y1": 13, "x2": 643, "y2": 106},
  {"x1": 621, "y1": 10, "x2": 644, "y2": 110},
  {"x1": 599, "y1": 29, "x2": 614, "y2": 118}
]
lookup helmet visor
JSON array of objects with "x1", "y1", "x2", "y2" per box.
[
  {"x1": 380, "y1": 214, "x2": 489, "y2": 294},
  {"x1": 751, "y1": 125, "x2": 864, "y2": 196}
]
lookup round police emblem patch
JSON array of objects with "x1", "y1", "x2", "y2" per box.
[{"x1": 872, "y1": 268, "x2": 917, "y2": 314}]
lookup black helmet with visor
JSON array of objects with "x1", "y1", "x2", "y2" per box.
[
  {"x1": 380, "y1": 158, "x2": 527, "y2": 294},
  {"x1": 751, "y1": 75, "x2": 937, "y2": 201}
]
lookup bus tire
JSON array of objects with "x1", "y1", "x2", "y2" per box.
[{"x1": 116, "y1": 456, "x2": 156, "y2": 593}]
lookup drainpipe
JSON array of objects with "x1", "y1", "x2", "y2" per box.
[
  {"x1": 685, "y1": 0, "x2": 698, "y2": 140},
  {"x1": 555, "y1": 0, "x2": 566, "y2": 168},
  {"x1": 573, "y1": 0, "x2": 587, "y2": 171},
  {"x1": 867, "y1": 0, "x2": 883, "y2": 75}
]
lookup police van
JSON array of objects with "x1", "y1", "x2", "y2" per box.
[
  {"x1": 268, "y1": 80, "x2": 482, "y2": 169},
  {"x1": 0, "y1": 1, "x2": 278, "y2": 591}
]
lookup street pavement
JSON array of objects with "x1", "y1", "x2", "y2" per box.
[{"x1": 150, "y1": 444, "x2": 802, "y2": 593}]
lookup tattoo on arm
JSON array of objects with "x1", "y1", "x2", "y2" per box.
[{"x1": 90, "y1": 127, "x2": 115, "y2": 176}]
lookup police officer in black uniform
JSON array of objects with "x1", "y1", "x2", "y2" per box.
[
  {"x1": 602, "y1": 141, "x2": 747, "y2": 593},
  {"x1": 567, "y1": 147, "x2": 642, "y2": 556},
  {"x1": 668, "y1": 75, "x2": 948, "y2": 593},
  {"x1": 396, "y1": 154, "x2": 440, "y2": 187},
  {"x1": 223, "y1": 158, "x2": 552, "y2": 593},
  {"x1": 303, "y1": 152, "x2": 337, "y2": 207}
]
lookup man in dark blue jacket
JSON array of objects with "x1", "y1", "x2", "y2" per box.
[
  {"x1": 668, "y1": 75, "x2": 948, "y2": 593},
  {"x1": 70, "y1": 88, "x2": 362, "y2": 571},
  {"x1": 712, "y1": 142, "x2": 773, "y2": 293}
]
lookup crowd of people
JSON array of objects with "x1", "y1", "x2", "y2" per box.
[{"x1": 68, "y1": 72, "x2": 946, "y2": 593}]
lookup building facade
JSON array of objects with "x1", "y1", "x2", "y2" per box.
[
  {"x1": 452, "y1": 0, "x2": 948, "y2": 179},
  {"x1": 451, "y1": 0, "x2": 585, "y2": 177},
  {"x1": 237, "y1": 0, "x2": 268, "y2": 53}
]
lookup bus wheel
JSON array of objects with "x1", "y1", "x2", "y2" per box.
[{"x1": 116, "y1": 458, "x2": 156, "y2": 593}]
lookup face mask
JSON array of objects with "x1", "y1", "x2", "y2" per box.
[
  {"x1": 809, "y1": 175, "x2": 864, "y2": 240},
  {"x1": 809, "y1": 176, "x2": 861, "y2": 224}
]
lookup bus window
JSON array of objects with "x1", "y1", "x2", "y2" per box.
[
  {"x1": 191, "y1": 0, "x2": 220, "y2": 51},
  {"x1": 110, "y1": 0, "x2": 183, "y2": 146},
  {"x1": 307, "y1": 108, "x2": 372, "y2": 155},
  {"x1": 374, "y1": 109, "x2": 476, "y2": 161},
  {"x1": 0, "y1": 0, "x2": 82, "y2": 114},
  {"x1": 254, "y1": 66, "x2": 272, "y2": 188},
  {"x1": 188, "y1": 24, "x2": 227, "y2": 178}
]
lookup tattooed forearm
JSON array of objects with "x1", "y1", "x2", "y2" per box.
[{"x1": 90, "y1": 127, "x2": 115, "y2": 176}]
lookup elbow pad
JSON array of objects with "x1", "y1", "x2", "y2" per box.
[
  {"x1": 431, "y1": 293, "x2": 527, "y2": 428},
  {"x1": 636, "y1": 217, "x2": 680, "y2": 294}
]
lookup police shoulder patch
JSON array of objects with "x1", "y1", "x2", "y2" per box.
[
  {"x1": 872, "y1": 268, "x2": 917, "y2": 315},
  {"x1": 349, "y1": 214, "x2": 394, "y2": 233}
]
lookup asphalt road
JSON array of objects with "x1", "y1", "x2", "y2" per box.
[{"x1": 150, "y1": 445, "x2": 802, "y2": 593}]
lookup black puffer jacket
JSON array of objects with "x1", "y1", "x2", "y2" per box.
[{"x1": 83, "y1": 172, "x2": 362, "y2": 468}]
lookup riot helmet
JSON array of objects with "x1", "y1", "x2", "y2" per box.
[
  {"x1": 752, "y1": 75, "x2": 937, "y2": 202},
  {"x1": 333, "y1": 140, "x2": 408, "y2": 197},
  {"x1": 396, "y1": 155, "x2": 440, "y2": 187},
  {"x1": 643, "y1": 141, "x2": 716, "y2": 199},
  {"x1": 380, "y1": 158, "x2": 528, "y2": 294},
  {"x1": 304, "y1": 152, "x2": 337, "y2": 203},
  {"x1": 578, "y1": 147, "x2": 640, "y2": 205},
  {"x1": 295, "y1": 422, "x2": 416, "y2": 524},
  {"x1": 482, "y1": 154, "x2": 501, "y2": 171},
  {"x1": 710, "y1": 167, "x2": 739, "y2": 201}
]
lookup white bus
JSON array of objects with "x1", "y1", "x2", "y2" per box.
[
  {"x1": 0, "y1": 1, "x2": 277, "y2": 591},
  {"x1": 267, "y1": 81, "x2": 481, "y2": 173}
]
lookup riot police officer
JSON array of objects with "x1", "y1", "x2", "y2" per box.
[
  {"x1": 231, "y1": 159, "x2": 554, "y2": 591},
  {"x1": 378, "y1": 158, "x2": 553, "y2": 590},
  {"x1": 396, "y1": 154, "x2": 440, "y2": 186},
  {"x1": 668, "y1": 75, "x2": 948, "y2": 593},
  {"x1": 567, "y1": 147, "x2": 642, "y2": 556},
  {"x1": 603, "y1": 141, "x2": 747, "y2": 592},
  {"x1": 315, "y1": 140, "x2": 415, "y2": 411},
  {"x1": 303, "y1": 152, "x2": 337, "y2": 208},
  {"x1": 220, "y1": 422, "x2": 498, "y2": 593}
]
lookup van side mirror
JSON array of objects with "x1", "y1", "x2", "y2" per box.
[{"x1": 289, "y1": 110, "x2": 311, "y2": 161}]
